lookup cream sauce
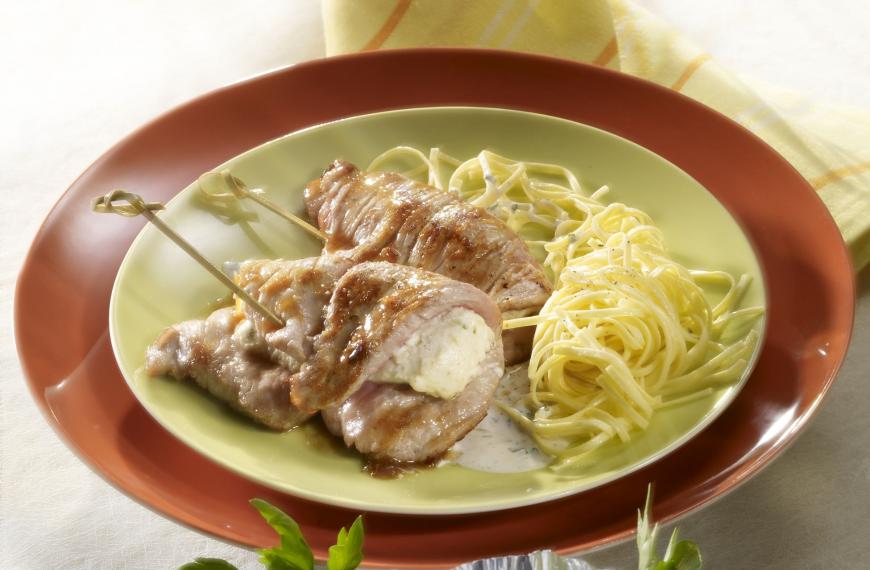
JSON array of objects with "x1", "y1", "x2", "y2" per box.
[{"x1": 449, "y1": 365, "x2": 551, "y2": 473}]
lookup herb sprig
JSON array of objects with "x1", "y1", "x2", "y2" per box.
[
  {"x1": 180, "y1": 500, "x2": 363, "y2": 570},
  {"x1": 182, "y1": 486, "x2": 699, "y2": 569},
  {"x1": 636, "y1": 485, "x2": 702, "y2": 570}
]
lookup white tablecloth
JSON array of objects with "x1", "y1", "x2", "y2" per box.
[{"x1": 2, "y1": 2, "x2": 869, "y2": 568}]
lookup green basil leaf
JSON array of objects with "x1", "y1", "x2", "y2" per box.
[
  {"x1": 326, "y1": 516, "x2": 365, "y2": 570},
  {"x1": 250, "y1": 499, "x2": 314, "y2": 570},
  {"x1": 258, "y1": 554, "x2": 308, "y2": 570},
  {"x1": 667, "y1": 540, "x2": 702, "y2": 570}
]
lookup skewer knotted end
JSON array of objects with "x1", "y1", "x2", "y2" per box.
[
  {"x1": 92, "y1": 190, "x2": 165, "y2": 217},
  {"x1": 197, "y1": 169, "x2": 253, "y2": 201}
]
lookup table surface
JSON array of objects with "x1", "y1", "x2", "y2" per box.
[{"x1": 2, "y1": 1, "x2": 868, "y2": 568}]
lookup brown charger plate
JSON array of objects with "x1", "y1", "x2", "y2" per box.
[{"x1": 15, "y1": 49, "x2": 854, "y2": 567}]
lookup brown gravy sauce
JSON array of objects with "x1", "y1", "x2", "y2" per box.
[{"x1": 363, "y1": 456, "x2": 440, "y2": 479}]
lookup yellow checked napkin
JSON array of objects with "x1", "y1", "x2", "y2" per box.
[{"x1": 323, "y1": 0, "x2": 870, "y2": 270}]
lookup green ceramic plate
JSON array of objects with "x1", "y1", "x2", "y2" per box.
[{"x1": 109, "y1": 107, "x2": 766, "y2": 515}]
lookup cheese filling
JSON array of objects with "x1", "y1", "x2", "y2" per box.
[{"x1": 378, "y1": 308, "x2": 494, "y2": 399}]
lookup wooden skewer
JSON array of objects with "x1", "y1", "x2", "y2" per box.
[
  {"x1": 197, "y1": 170, "x2": 327, "y2": 242},
  {"x1": 92, "y1": 189, "x2": 284, "y2": 327}
]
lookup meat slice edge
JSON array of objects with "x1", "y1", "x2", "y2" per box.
[{"x1": 145, "y1": 307, "x2": 311, "y2": 430}]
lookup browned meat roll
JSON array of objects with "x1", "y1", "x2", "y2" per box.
[
  {"x1": 321, "y1": 359, "x2": 503, "y2": 464},
  {"x1": 145, "y1": 307, "x2": 312, "y2": 430},
  {"x1": 148, "y1": 257, "x2": 504, "y2": 462},
  {"x1": 292, "y1": 261, "x2": 503, "y2": 412},
  {"x1": 298, "y1": 261, "x2": 504, "y2": 462},
  {"x1": 305, "y1": 160, "x2": 552, "y2": 365}
]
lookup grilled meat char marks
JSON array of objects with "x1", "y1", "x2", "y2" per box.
[
  {"x1": 293, "y1": 261, "x2": 503, "y2": 412},
  {"x1": 233, "y1": 255, "x2": 353, "y2": 371},
  {"x1": 305, "y1": 160, "x2": 552, "y2": 364},
  {"x1": 305, "y1": 261, "x2": 504, "y2": 462},
  {"x1": 145, "y1": 307, "x2": 311, "y2": 430},
  {"x1": 145, "y1": 256, "x2": 352, "y2": 431}
]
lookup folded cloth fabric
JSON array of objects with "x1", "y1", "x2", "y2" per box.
[{"x1": 323, "y1": 0, "x2": 870, "y2": 270}]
